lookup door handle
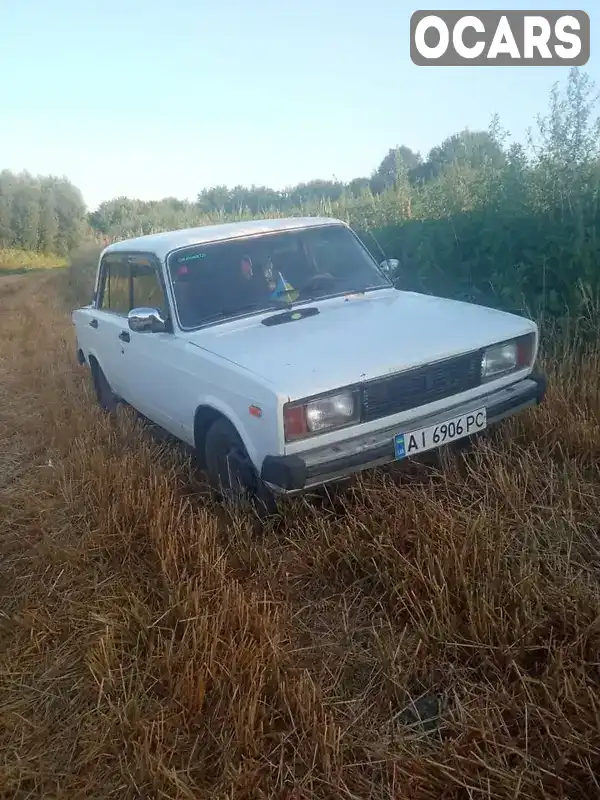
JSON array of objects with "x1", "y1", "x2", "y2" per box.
[
  {"x1": 89, "y1": 319, "x2": 98, "y2": 328},
  {"x1": 118, "y1": 330, "x2": 130, "y2": 343}
]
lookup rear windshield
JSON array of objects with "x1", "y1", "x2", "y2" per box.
[{"x1": 166, "y1": 224, "x2": 389, "y2": 328}]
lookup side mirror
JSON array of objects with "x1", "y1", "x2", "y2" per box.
[
  {"x1": 379, "y1": 258, "x2": 400, "y2": 278},
  {"x1": 128, "y1": 307, "x2": 167, "y2": 333}
]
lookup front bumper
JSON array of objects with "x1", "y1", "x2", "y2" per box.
[{"x1": 261, "y1": 372, "x2": 547, "y2": 494}]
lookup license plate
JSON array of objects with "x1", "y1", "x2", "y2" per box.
[{"x1": 394, "y1": 408, "x2": 487, "y2": 460}]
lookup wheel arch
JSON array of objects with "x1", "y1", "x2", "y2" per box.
[
  {"x1": 86, "y1": 351, "x2": 107, "y2": 380},
  {"x1": 88, "y1": 353, "x2": 100, "y2": 376},
  {"x1": 193, "y1": 402, "x2": 259, "y2": 470}
]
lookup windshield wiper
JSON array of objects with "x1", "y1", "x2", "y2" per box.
[
  {"x1": 296, "y1": 285, "x2": 388, "y2": 304},
  {"x1": 353, "y1": 284, "x2": 391, "y2": 293},
  {"x1": 196, "y1": 299, "x2": 293, "y2": 326}
]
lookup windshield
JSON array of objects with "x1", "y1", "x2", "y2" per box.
[{"x1": 166, "y1": 223, "x2": 391, "y2": 329}]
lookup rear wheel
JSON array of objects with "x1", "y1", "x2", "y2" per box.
[
  {"x1": 91, "y1": 362, "x2": 118, "y2": 413},
  {"x1": 204, "y1": 417, "x2": 277, "y2": 516}
]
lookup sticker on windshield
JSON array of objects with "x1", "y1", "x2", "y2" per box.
[{"x1": 176, "y1": 252, "x2": 206, "y2": 263}]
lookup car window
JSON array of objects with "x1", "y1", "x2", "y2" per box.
[
  {"x1": 167, "y1": 224, "x2": 389, "y2": 329},
  {"x1": 98, "y1": 254, "x2": 167, "y2": 318},
  {"x1": 98, "y1": 255, "x2": 130, "y2": 315},
  {"x1": 129, "y1": 256, "x2": 167, "y2": 313}
]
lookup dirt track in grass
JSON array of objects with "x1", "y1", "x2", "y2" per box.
[{"x1": 1, "y1": 271, "x2": 600, "y2": 799}]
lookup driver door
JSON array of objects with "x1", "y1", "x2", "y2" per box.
[
  {"x1": 88, "y1": 253, "x2": 133, "y2": 399},
  {"x1": 114, "y1": 255, "x2": 187, "y2": 438}
]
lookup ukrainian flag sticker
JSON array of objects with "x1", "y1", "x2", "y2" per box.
[{"x1": 394, "y1": 434, "x2": 406, "y2": 459}]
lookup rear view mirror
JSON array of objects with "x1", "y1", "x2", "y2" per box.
[
  {"x1": 128, "y1": 307, "x2": 167, "y2": 333},
  {"x1": 379, "y1": 258, "x2": 400, "y2": 278}
]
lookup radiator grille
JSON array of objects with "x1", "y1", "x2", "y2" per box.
[{"x1": 362, "y1": 350, "x2": 483, "y2": 422}]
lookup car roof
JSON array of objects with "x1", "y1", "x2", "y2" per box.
[{"x1": 100, "y1": 216, "x2": 347, "y2": 262}]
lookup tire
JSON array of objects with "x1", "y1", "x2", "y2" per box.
[
  {"x1": 91, "y1": 362, "x2": 118, "y2": 413},
  {"x1": 204, "y1": 417, "x2": 277, "y2": 516}
]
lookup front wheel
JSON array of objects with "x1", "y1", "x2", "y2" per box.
[{"x1": 203, "y1": 418, "x2": 277, "y2": 517}]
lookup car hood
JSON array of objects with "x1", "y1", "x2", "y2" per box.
[{"x1": 185, "y1": 289, "x2": 536, "y2": 400}]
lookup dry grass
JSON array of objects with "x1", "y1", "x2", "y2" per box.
[
  {"x1": 1, "y1": 272, "x2": 599, "y2": 799},
  {"x1": 0, "y1": 249, "x2": 67, "y2": 271}
]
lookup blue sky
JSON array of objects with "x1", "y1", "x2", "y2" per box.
[{"x1": 2, "y1": 0, "x2": 597, "y2": 210}]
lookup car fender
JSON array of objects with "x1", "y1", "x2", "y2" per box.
[{"x1": 193, "y1": 393, "x2": 277, "y2": 471}]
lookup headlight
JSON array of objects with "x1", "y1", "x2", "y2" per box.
[
  {"x1": 482, "y1": 341, "x2": 517, "y2": 379},
  {"x1": 306, "y1": 392, "x2": 356, "y2": 432},
  {"x1": 481, "y1": 333, "x2": 536, "y2": 381},
  {"x1": 284, "y1": 389, "x2": 360, "y2": 441}
]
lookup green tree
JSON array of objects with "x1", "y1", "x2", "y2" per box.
[
  {"x1": 38, "y1": 186, "x2": 60, "y2": 253},
  {"x1": 532, "y1": 67, "x2": 600, "y2": 166},
  {"x1": 528, "y1": 67, "x2": 600, "y2": 212},
  {"x1": 11, "y1": 172, "x2": 41, "y2": 251},
  {"x1": 426, "y1": 130, "x2": 506, "y2": 178},
  {"x1": 348, "y1": 177, "x2": 371, "y2": 197},
  {"x1": 370, "y1": 146, "x2": 421, "y2": 193},
  {"x1": 0, "y1": 170, "x2": 14, "y2": 248},
  {"x1": 49, "y1": 178, "x2": 86, "y2": 255}
]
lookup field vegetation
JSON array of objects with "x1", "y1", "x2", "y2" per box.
[
  {"x1": 0, "y1": 67, "x2": 599, "y2": 798},
  {"x1": 0, "y1": 248, "x2": 67, "y2": 272}
]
